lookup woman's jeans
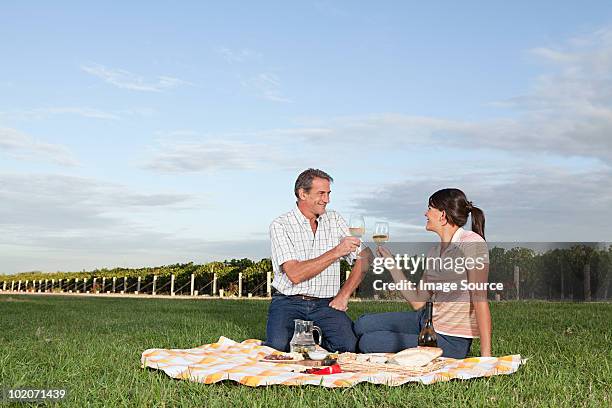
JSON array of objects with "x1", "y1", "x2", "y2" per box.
[{"x1": 354, "y1": 309, "x2": 472, "y2": 359}]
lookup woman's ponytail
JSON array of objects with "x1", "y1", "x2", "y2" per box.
[{"x1": 470, "y1": 206, "x2": 486, "y2": 240}]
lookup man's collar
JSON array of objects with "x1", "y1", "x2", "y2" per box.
[
  {"x1": 293, "y1": 204, "x2": 326, "y2": 225},
  {"x1": 292, "y1": 205, "x2": 309, "y2": 224}
]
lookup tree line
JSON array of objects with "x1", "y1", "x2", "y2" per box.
[{"x1": 1, "y1": 245, "x2": 610, "y2": 300}]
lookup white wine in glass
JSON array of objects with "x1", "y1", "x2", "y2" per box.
[
  {"x1": 373, "y1": 222, "x2": 389, "y2": 245},
  {"x1": 349, "y1": 215, "x2": 366, "y2": 258},
  {"x1": 349, "y1": 226, "x2": 365, "y2": 238}
]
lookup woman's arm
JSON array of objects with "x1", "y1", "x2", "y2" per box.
[
  {"x1": 377, "y1": 246, "x2": 428, "y2": 310},
  {"x1": 468, "y1": 264, "x2": 492, "y2": 356}
]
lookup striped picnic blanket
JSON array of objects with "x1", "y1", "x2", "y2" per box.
[{"x1": 141, "y1": 337, "x2": 523, "y2": 387}]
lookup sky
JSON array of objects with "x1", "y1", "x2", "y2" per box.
[{"x1": 1, "y1": 1, "x2": 612, "y2": 274}]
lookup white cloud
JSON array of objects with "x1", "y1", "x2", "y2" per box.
[
  {"x1": 0, "y1": 128, "x2": 79, "y2": 166},
  {"x1": 351, "y1": 166, "x2": 612, "y2": 242},
  {"x1": 241, "y1": 73, "x2": 292, "y2": 103},
  {"x1": 215, "y1": 46, "x2": 262, "y2": 63},
  {"x1": 0, "y1": 236, "x2": 270, "y2": 275},
  {"x1": 0, "y1": 173, "x2": 194, "y2": 229},
  {"x1": 213, "y1": 46, "x2": 291, "y2": 103},
  {"x1": 0, "y1": 173, "x2": 268, "y2": 274},
  {"x1": 138, "y1": 28, "x2": 612, "y2": 180},
  {"x1": 143, "y1": 139, "x2": 294, "y2": 173},
  {"x1": 0, "y1": 107, "x2": 121, "y2": 120},
  {"x1": 241, "y1": 28, "x2": 611, "y2": 163},
  {"x1": 81, "y1": 63, "x2": 190, "y2": 92}
]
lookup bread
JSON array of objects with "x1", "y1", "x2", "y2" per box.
[{"x1": 388, "y1": 347, "x2": 443, "y2": 367}]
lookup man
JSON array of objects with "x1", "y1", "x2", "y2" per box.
[{"x1": 264, "y1": 168, "x2": 366, "y2": 353}]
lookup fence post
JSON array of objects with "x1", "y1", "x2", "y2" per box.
[
  {"x1": 32, "y1": 280, "x2": 35, "y2": 292},
  {"x1": 560, "y1": 269, "x2": 565, "y2": 300},
  {"x1": 170, "y1": 274, "x2": 175, "y2": 296},
  {"x1": 212, "y1": 274, "x2": 217, "y2": 296},
  {"x1": 75, "y1": 278, "x2": 79, "y2": 293},
  {"x1": 136, "y1": 277, "x2": 141, "y2": 294},
  {"x1": 18, "y1": 280, "x2": 21, "y2": 292},
  {"x1": 44, "y1": 279, "x2": 48, "y2": 292},
  {"x1": 514, "y1": 265, "x2": 520, "y2": 300},
  {"x1": 238, "y1": 273, "x2": 242, "y2": 298},
  {"x1": 267, "y1": 272, "x2": 272, "y2": 297},
  {"x1": 123, "y1": 277, "x2": 127, "y2": 294},
  {"x1": 25, "y1": 280, "x2": 29, "y2": 292},
  {"x1": 190, "y1": 274, "x2": 195, "y2": 296},
  {"x1": 59, "y1": 279, "x2": 63, "y2": 292},
  {"x1": 2, "y1": 281, "x2": 5, "y2": 291},
  {"x1": 584, "y1": 263, "x2": 591, "y2": 302},
  {"x1": 152, "y1": 275, "x2": 157, "y2": 296},
  {"x1": 84, "y1": 278, "x2": 88, "y2": 293},
  {"x1": 102, "y1": 277, "x2": 106, "y2": 293},
  {"x1": 11, "y1": 281, "x2": 15, "y2": 291},
  {"x1": 93, "y1": 277, "x2": 97, "y2": 293},
  {"x1": 39, "y1": 279, "x2": 43, "y2": 292},
  {"x1": 112, "y1": 277, "x2": 116, "y2": 293}
]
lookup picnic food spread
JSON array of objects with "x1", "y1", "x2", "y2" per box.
[{"x1": 141, "y1": 337, "x2": 524, "y2": 387}]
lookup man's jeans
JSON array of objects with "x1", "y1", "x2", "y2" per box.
[
  {"x1": 354, "y1": 309, "x2": 473, "y2": 359},
  {"x1": 264, "y1": 294, "x2": 357, "y2": 353}
]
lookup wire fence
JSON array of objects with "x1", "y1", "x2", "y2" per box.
[
  {"x1": 3, "y1": 261, "x2": 609, "y2": 301},
  {"x1": 0, "y1": 272, "x2": 274, "y2": 298}
]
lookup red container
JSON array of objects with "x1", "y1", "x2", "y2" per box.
[{"x1": 309, "y1": 364, "x2": 342, "y2": 375}]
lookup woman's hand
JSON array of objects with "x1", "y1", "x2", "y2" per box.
[{"x1": 377, "y1": 245, "x2": 393, "y2": 259}]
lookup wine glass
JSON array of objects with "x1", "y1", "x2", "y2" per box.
[
  {"x1": 349, "y1": 215, "x2": 365, "y2": 259},
  {"x1": 373, "y1": 222, "x2": 389, "y2": 247}
]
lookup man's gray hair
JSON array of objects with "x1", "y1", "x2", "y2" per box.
[{"x1": 294, "y1": 168, "x2": 333, "y2": 199}]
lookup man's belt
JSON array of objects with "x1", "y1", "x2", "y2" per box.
[
  {"x1": 272, "y1": 289, "x2": 321, "y2": 301},
  {"x1": 288, "y1": 294, "x2": 321, "y2": 301}
]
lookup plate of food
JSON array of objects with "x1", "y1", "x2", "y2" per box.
[{"x1": 260, "y1": 352, "x2": 305, "y2": 363}]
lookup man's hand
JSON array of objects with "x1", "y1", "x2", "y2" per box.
[
  {"x1": 329, "y1": 294, "x2": 349, "y2": 311},
  {"x1": 334, "y1": 237, "x2": 361, "y2": 257}
]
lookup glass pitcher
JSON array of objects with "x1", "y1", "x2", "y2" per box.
[{"x1": 289, "y1": 319, "x2": 322, "y2": 354}]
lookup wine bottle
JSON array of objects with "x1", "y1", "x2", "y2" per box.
[{"x1": 418, "y1": 301, "x2": 438, "y2": 347}]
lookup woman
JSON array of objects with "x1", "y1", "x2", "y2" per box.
[{"x1": 354, "y1": 188, "x2": 492, "y2": 358}]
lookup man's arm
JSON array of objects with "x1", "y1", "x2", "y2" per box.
[
  {"x1": 282, "y1": 237, "x2": 360, "y2": 284},
  {"x1": 329, "y1": 253, "x2": 368, "y2": 311}
]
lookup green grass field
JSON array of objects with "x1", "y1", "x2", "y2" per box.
[{"x1": 0, "y1": 294, "x2": 610, "y2": 407}]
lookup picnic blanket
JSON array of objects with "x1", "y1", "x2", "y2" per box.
[{"x1": 141, "y1": 337, "x2": 524, "y2": 387}]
